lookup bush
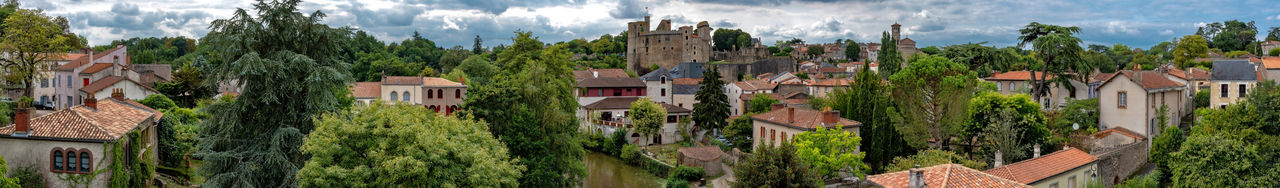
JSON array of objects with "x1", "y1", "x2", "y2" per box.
[
  {"x1": 670, "y1": 165, "x2": 706, "y2": 181},
  {"x1": 605, "y1": 128, "x2": 629, "y2": 155},
  {"x1": 1194, "y1": 90, "x2": 1209, "y2": 109},
  {"x1": 1115, "y1": 169, "x2": 1160, "y2": 188},
  {"x1": 621, "y1": 144, "x2": 641, "y2": 163},
  {"x1": 12, "y1": 165, "x2": 44, "y2": 188},
  {"x1": 1270, "y1": 48, "x2": 1280, "y2": 56},
  {"x1": 139, "y1": 94, "x2": 177, "y2": 110},
  {"x1": 665, "y1": 178, "x2": 690, "y2": 188},
  {"x1": 642, "y1": 156, "x2": 673, "y2": 176},
  {"x1": 581, "y1": 132, "x2": 603, "y2": 150}
]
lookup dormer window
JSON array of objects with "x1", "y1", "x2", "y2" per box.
[{"x1": 661, "y1": 76, "x2": 667, "y2": 84}]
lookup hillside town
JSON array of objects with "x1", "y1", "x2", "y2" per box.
[{"x1": 0, "y1": 0, "x2": 1279, "y2": 187}]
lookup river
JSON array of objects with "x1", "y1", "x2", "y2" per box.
[{"x1": 582, "y1": 152, "x2": 667, "y2": 188}]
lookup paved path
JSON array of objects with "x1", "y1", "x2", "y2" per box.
[{"x1": 709, "y1": 163, "x2": 735, "y2": 188}]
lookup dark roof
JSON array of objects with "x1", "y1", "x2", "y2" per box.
[
  {"x1": 670, "y1": 62, "x2": 705, "y2": 79},
  {"x1": 582, "y1": 97, "x2": 692, "y2": 113},
  {"x1": 1210, "y1": 60, "x2": 1258, "y2": 81},
  {"x1": 578, "y1": 77, "x2": 645, "y2": 88},
  {"x1": 673, "y1": 84, "x2": 700, "y2": 95},
  {"x1": 640, "y1": 68, "x2": 671, "y2": 81}
]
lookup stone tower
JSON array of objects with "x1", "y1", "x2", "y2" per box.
[{"x1": 891, "y1": 22, "x2": 901, "y2": 42}]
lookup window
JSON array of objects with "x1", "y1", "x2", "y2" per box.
[
  {"x1": 1008, "y1": 83, "x2": 1015, "y2": 91},
  {"x1": 390, "y1": 91, "x2": 398, "y2": 101},
  {"x1": 455, "y1": 89, "x2": 461, "y2": 99},
  {"x1": 41, "y1": 78, "x2": 48, "y2": 88},
  {"x1": 428, "y1": 89, "x2": 433, "y2": 98},
  {"x1": 598, "y1": 89, "x2": 603, "y2": 96},
  {"x1": 66, "y1": 76, "x2": 71, "y2": 87},
  {"x1": 1221, "y1": 84, "x2": 1229, "y2": 98},
  {"x1": 437, "y1": 89, "x2": 444, "y2": 99},
  {"x1": 66, "y1": 151, "x2": 76, "y2": 174},
  {"x1": 759, "y1": 128, "x2": 765, "y2": 139},
  {"x1": 770, "y1": 129, "x2": 776, "y2": 141},
  {"x1": 113, "y1": 56, "x2": 119, "y2": 64},
  {"x1": 79, "y1": 152, "x2": 90, "y2": 172},
  {"x1": 1069, "y1": 88, "x2": 1077, "y2": 98},
  {"x1": 1240, "y1": 84, "x2": 1248, "y2": 97},
  {"x1": 402, "y1": 92, "x2": 410, "y2": 102},
  {"x1": 53, "y1": 149, "x2": 64, "y2": 171},
  {"x1": 661, "y1": 76, "x2": 667, "y2": 84},
  {"x1": 1050, "y1": 182, "x2": 1059, "y2": 188},
  {"x1": 1069, "y1": 176, "x2": 1077, "y2": 188},
  {"x1": 613, "y1": 89, "x2": 622, "y2": 96},
  {"x1": 54, "y1": 77, "x2": 57, "y2": 88},
  {"x1": 781, "y1": 133, "x2": 787, "y2": 143},
  {"x1": 66, "y1": 96, "x2": 72, "y2": 108},
  {"x1": 83, "y1": 78, "x2": 89, "y2": 86},
  {"x1": 1118, "y1": 92, "x2": 1127, "y2": 108},
  {"x1": 667, "y1": 115, "x2": 677, "y2": 123},
  {"x1": 661, "y1": 88, "x2": 667, "y2": 96},
  {"x1": 997, "y1": 82, "x2": 1002, "y2": 91}
]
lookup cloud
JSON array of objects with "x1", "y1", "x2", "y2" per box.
[
  {"x1": 1160, "y1": 29, "x2": 1174, "y2": 35},
  {"x1": 1103, "y1": 21, "x2": 1140, "y2": 35},
  {"x1": 712, "y1": 19, "x2": 736, "y2": 28},
  {"x1": 610, "y1": 0, "x2": 649, "y2": 19},
  {"x1": 1269, "y1": 14, "x2": 1280, "y2": 20}
]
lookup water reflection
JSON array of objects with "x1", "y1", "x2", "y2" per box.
[{"x1": 582, "y1": 152, "x2": 666, "y2": 188}]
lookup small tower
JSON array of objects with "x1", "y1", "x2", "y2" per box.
[{"x1": 891, "y1": 22, "x2": 902, "y2": 42}]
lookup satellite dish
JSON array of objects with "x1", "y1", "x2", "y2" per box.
[{"x1": 1072, "y1": 123, "x2": 1080, "y2": 130}]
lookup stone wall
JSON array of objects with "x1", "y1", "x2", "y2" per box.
[
  {"x1": 710, "y1": 57, "x2": 797, "y2": 83},
  {"x1": 776, "y1": 84, "x2": 809, "y2": 95},
  {"x1": 1091, "y1": 139, "x2": 1149, "y2": 188}
]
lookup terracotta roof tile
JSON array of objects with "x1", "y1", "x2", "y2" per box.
[
  {"x1": 0, "y1": 98, "x2": 161, "y2": 142},
  {"x1": 80, "y1": 63, "x2": 114, "y2": 74},
  {"x1": 573, "y1": 69, "x2": 629, "y2": 80},
  {"x1": 79, "y1": 76, "x2": 158, "y2": 95},
  {"x1": 750, "y1": 106, "x2": 859, "y2": 130},
  {"x1": 1263, "y1": 57, "x2": 1280, "y2": 70},
  {"x1": 1166, "y1": 68, "x2": 1211, "y2": 80},
  {"x1": 868, "y1": 164, "x2": 1030, "y2": 188},
  {"x1": 809, "y1": 78, "x2": 852, "y2": 86},
  {"x1": 351, "y1": 82, "x2": 381, "y2": 99},
  {"x1": 733, "y1": 80, "x2": 777, "y2": 91},
  {"x1": 1100, "y1": 70, "x2": 1185, "y2": 90},
  {"x1": 678, "y1": 146, "x2": 723, "y2": 161},
  {"x1": 421, "y1": 77, "x2": 464, "y2": 87},
  {"x1": 381, "y1": 76, "x2": 423, "y2": 85},
  {"x1": 984, "y1": 147, "x2": 1097, "y2": 185},
  {"x1": 56, "y1": 47, "x2": 122, "y2": 71},
  {"x1": 582, "y1": 97, "x2": 692, "y2": 113}
]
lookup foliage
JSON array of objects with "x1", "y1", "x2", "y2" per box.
[
  {"x1": 620, "y1": 144, "x2": 641, "y2": 164},
  {"x1": 939, "y1": 43, "x2": 1017, "y2": 77},
  {"x1": 297, "y1": 102, "x2": 523, "y2": 187},
  {"x1": 194, "y1": 0, "x2": 353, "y2": 186},
  {"x1": 107, "y1": 36, "x2": 199, "y2": 65},
  {"x1": 713, "y1": 29, "x2": 753, "y2": 51},
  {"x1": 1172, "y1": 35, "x2": 1210, "y2": 69},
  {"x1": 806, "y1": 45, "x2": 824, "y2": 58},
  {"x1": 1196, "y1": 20, "x2": 1257, "y2": 52},
  {"x1": 732, "y1": 143, "x2": 818, "y2": 188},
  {"x1": 1270, "y1": 48, "x2": 1280, "y2": 56},
  {"x1": 723, "y1": 113, "x2": 756, "y2": 152},
  {"x1": 630, "y1": 97, "x2": 667, "y2": 143},
  {"x1": 1115, "y1": 169, "x2": 1161, "y2": 188},
  {"x1": 826, "y1": 64, "x2": 912, "y2": 173},
  {"x1": 10, "y1": 165, "x2": 42, "y2": 188},
  {"x1": 1056, "y1": 98, "x2": 1099, "y2": 133},
  {"x1": 747, "y1": 93, "x2": 778, "y2": 114},
  {"x1": 0, "y1": 155, "x2": 19, "y2": 187},
  {"x1": 845, "y1": 41, "x2": 861, "y2": 61},
  {"x1": 153, "y1": 63, "x2": 217, "y2": 108},
  {"x1": 109, "y1": 130, "x2": 155, "y2": 188},
  {"x1": 0, "y1": 8, "x2": 74, "y2": 98},
  {"x1": 1017, "y1": 22, "x2": 1081, "y2": 48},
  {"x1": 1248, "y1": 81, "x2": 1280, "y2": 135},
  {"x1": 605, "y1": 128, "x2": 630, "y2": 156},
  {"x1": 462, "y1": 31, "x2": 586, "y2": 187},
  {"x1": 966, "y1": 91, "x2": 1049, "y2": 161},
  {"x1": 1029, "y1": 29, "x2": 1084, "y2": 103},
  {"x1": 1194, "y1": 90, "x2": 1209, "y2": 109},
  {"x1": 889, "y1": 55, "x2": 978, "y2": 149},
  {"x1": 793, "y1": 124, "x2": 867, "y2": 180},
  {"x1": 1168, "y1": 135, "x2": 1278, "y2": 187},
  {"x1": 158, "y1": 107, "x2": 200, "y2": 169},
  {"x1": 693, "y1": 67, "x2": 730, "y2": 136},
  {"x1": 920, "y1": 46, "x2": 942, "y2": 55},
  {"x1": 670, "y1": 165, "x2": 706, "y2": 181},
  {"x1": 885, "y1": 150, "x2": 988, "y2": 172},
  {"x1": 139, "y1": 94, "x2": 177, "y2": 110},
  {"x1": 877, "y1": 32, "x2": 903, "y2": 79},
  {"x1": 1150, "y1": 122, "x2": 1184, "y2": 172}
]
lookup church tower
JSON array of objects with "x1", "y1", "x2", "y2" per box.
[{"x1": 891, "y1": 22, "x2": 901, "y2": 42}]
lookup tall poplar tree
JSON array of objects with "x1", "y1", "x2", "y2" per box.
[
  {"x1": 877, "y1": 32, "x2": 903, "y2": 79},
  {"x1": 194, "y1": 0, "x2": 352, "y2": 186}
]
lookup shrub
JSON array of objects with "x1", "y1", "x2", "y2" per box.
[
  {"x1": 12, "y1": 165, "x2": 43, "y2": 188},
  {"x1": 1270, "y1": 48, "x2": 1280, "y2": 56},
  {"x1": 621, "y1": 144, "x2": 641, "y2": 164},
  {"x1": 139, "y1": 94, "x2": 177, "y2": 110},
  {"x1": 670, "y1": 165, "x2": 706, "y2": 181},
  {"x1": 665, "y1": 179, "x2": 690, "y2": 188},
  {"x1": 606, "y1": 128, "x2": 630, "y2": 155}
]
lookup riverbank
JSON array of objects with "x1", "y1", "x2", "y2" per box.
[{"x1": 583, "y1": 152, "x2": 667, "y2": 188}]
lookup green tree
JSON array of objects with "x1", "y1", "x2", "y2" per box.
[
  {"x1": 1196, "y1": 20, "x2": 1257, "y2": 52},
  {"x1": 747, "y1": 94, "x2": 778, "y2": 114},
  {"x1": 1168, "y1": 135, "x2": 1278, "y2": 187},
  {"x1": 463, "y1": 31, "x2": 586, "y2": 187},
  {"x1": 629, "y1": 97, "x2": 667, "y2": 145},
  {"x1": 732, "y1": 143, "x2": 818, "y2": 188},
  {"x1": 1029, "y1": 34, "x2": 1084, "y2": 104},
  {"x1": 1017, "y1": 22, "x2": 1081, "y2": 48},
  {"x1": 723, "y1": 113, "x2": 756, "y2": 152},
  {"x1": 138, "y1": 94, "x2": 177, "y2": 110},
  {"x1": 807, "y1": 45, "x2": 824, "y2": 59},
  {"x1": 1194, "y1": 90, "x2": 1209, "y2": 108},
  {"x1": 0, "y1": 155, "x2": 19, "y2": 187},
  {"x1": 298, "y1": 102, "x2": 524, "y2": 187},
  {"x1": 693, "y1": 67, "x2": 731, "y2": 136},
  {"x1": 794, "y1": 124, "x2": 867, "y2": 180},
  {"x1": 474, "y1": 35, "x2": 484, "y2": 54},
  {"x1": 845, "y1": 40, "x2": 861, "y2": 61},
  {"x1": 0, "y1": 9, "x2": 73, "y2": 98},
  {"x1": 713, "y1": 29, "x2": 752, "y2": 51},
  {"x1": 920, "y1": 46, "x2": 942, "y2": 55},
  {"x1": 885, "y1": 149, "x2": 988, "y2": 172},
  {"x1": 1268, "y1": 27, "x2": 1280, "y2": 41},
  {"x1": 889, "y1": 55, "x2": 978, "y2": 149},
  {"x1": 194, "y1": 0, "x2": 353, "y2": 186},
  {"x1": 827, "y1": 64, "x2": 912, "y2": 173},
  {"x1": 877, "y1": 32, "x2": 903, "y2": 79},
  {"x1": 1150, "y1": 118, "x2": 1184, "y2": 173},
  {"x1": 1056, "y1": 98, "x2": 1099, "y2": 133},
  {"x1": 1247, "y1": 81, "x2": 1280, "y2": 135},
  {"x1": 967, "y1": 92, "x2": 1050, "y2": 162},
  {"x1": 939, "y1": 43, "x2": 1018, "y2": 78},
  {"x1": 1173, "y1": 35, "x2": 1209, "y2": 69},
  {"x1": 983, "y1": 108, "x2": 1027, "y2": 166},
  {"x1": 1270, "y1": 48, "x2": 1280, "y2": 56},
  {"x1": 153, "y1": 63, "x2": 216, "y2": 107}
]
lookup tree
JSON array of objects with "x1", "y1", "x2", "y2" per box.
[
  {"x1": 967, "y1": 92, "x2": 1050, "y2": 162},
  {"x1": 723, "y1": 113, "x2": 756, "y2": 152},
  {"x1": 983, "y1": 108, "x2": 1028, "y2": 165},
  {"x1": 1168, "y1": 135, "x2": 1278, "y2": 187},
  {"x1": 732, "y1": 143, "x2": 818, "y2": 188},
  {"x1": 0, "y1": 155, "x2": 19, "y2": 187},
  {"x1": 463, "y1": 31, "x2": 586, "y2": 187},
  {"x1": 794, "y1": 124, "x2": 867, "y2": 180},
  {"x1": 747, "y1": 94, "x2": 778, "y2": 114},
  {"x1": 693, "y1": 67, "x2": 731, "y2": 137},
  {"x1": 885, "y1": 150, "x2": 988, "y2": 172},
  {"x1": 807, "y1": 45, "x2": 824, "y2": 59},
  {"x1": 1056, "y1": 98, "x2": 1099, "y2": 133},
  {"x1": 153, "y1": 63, "x2": 216, "y2": 107},
  {"x1": 1268, "y1": 27, "x2": 1280, "y2": 42},
  {"x1": 298, "y1": 102, "x2": 523, "y2": 187},
  {"x1": 845, "y1": 40, "x2": 861, "y2": 61},
  {"x1": 194, "y1": 0, "x2": 353, "y2": 186},
  {"x1": 920, "y1": 46, "x2": 942, "y2": 55},
  {"x1": 473, "y1": 35, "x2": 484, "y2": 54},
  {"x1": 827, "y1": 64, "x2": 912, "y2": 173},
  {"x1": 713, "y1": 29, "x2": 752, "y2": 51},
  {"x1": 139, "y1": 94, "x2": 177, "y2": 110},
  {"x1": 1172, "y1": 35, "x2": 1209, "y2": 69},
  {"x1": 1194, "y1": 90, "x2": 1209, "y2": 108},
  {"x1": 1150, "y1": 118, "x2": 1184, "y2": 172},
  {"x1": 1017, "y1": 22, "x2": 1081, "y2": 48},
  {"x1": 1196, "y1": 20, "x2": 1257, "y2": 52},
  {"x1": 1247, "y1": 81, "x2": 1280, "y2": 135},
  {"x1": 0, "y1": 9, "x2": 73, "y2": 99},
  {"x1": 877, "y1": 32, "x2": 903, "y2": 79},
  {"x1": 629, "y1": 97, "x2": 667, "y2": 145},
  {"x1": 939, "y1": 43, "x2": 1017, "y2": 78},
  {"x1": 1030, "y1": 32, "x2": 1084, "y2": 103},
  {"x1": 889, "y1": 55, "x2": 978, "y2": 149}
]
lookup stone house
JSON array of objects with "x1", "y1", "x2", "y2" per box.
[
  {"x1": 985, "y1": 147, "x2": 1099, "y2": 188},
  {"x1": 0, "y1": 91, "x2": 161, "y2": 187},
  {"x1": 1209, "y1": 60, "x2": 1258, "y2": 108},
  {"x1": 676, "y1": 146, "x2": 724, "y2": 177},
  {"x1": 750, "y1": 105, "x2": 859, "y2": 149},
  {"x1": 1262, "y1": 57, "x2": 1280, "y2": 83},
  {"x1": 670, "y1": 78, "x2": 702, "y2": 109},
  {"x1": 1097, "y1": 69, "x2": 1186, "y2": 142},
  {"x1": 579, "y1": 97, "x2": 692, "y2": 145},
  {"x1": 983, "y1": 71, "x2": 1089, "y2": 108},
  {"x1": 725, "y1": 80, "x2": 776, "y2": 116},
  {"x1": 808, "y1": 78, "x2": 852, "y2": 98},
  {"x1": 351, "y1": 76, "x2": 466, "y2": 115}
]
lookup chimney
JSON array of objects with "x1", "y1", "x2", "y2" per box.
[
  {"x1": 822, "y1": 109, "x2": 839, "y2": 125},
  {"x1": 908, "y1": 165, "x2": 925, "y2": 188},
  {"x1": 111, "y1": 88, "x2": 125, "y2": 101},
  {"x1": 770, "y1": 103, "x2": 784, "y2": 111},
  {"x1": 593, "y1": 70, "x2": 599, "y2": 78},
  {"x1": 787, "y1": 107, "x2": 795, "y2": 123},
  {"x1": 116, "y1": 42, "x2": 124, "y2": 49},
  {"x1": 1033, "y1": 144, "x2": 1042, "y2": 158},
  {"x1": 85, "y1": 93, "x2": 98, "y2": 109},
  {"x1": 994, "y1": 150, "x2": 1004, "y2": 167},
  {"x1": 12, "y1": 103, "x2": 30, "y2": 135}
]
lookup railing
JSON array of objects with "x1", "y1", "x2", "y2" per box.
[{"x1": 589, "y1": 119, "x2": 631, "y2": 128}]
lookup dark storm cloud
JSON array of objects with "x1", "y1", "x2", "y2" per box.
[
  {"x1": 610, "y1": 0, "x2": 649, "y2": 19},
  {"x1": 111, "y1": 2, "x2": 140, "y2": 16},
  {"x1": 400, "y1": 0, "x2": 586, "y2": 15},
  {"x1": 713, "y1": 20, "x2": 736, "y2": 28}
]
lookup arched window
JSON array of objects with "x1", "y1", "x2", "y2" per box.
[
  {"x1": 402, "y1": 92, "x2": 410, "y2": 102},
  {"x1": 52, "y1": 149, "x2": 64, "y2": 172},
  {"x1": 66, "y1": 151, "x2": 76, "y2": 174},
  {"x1": 390, "y1": 91, "x2": 398, "y2": 101},
  {"x1": 437, "y1": 89, "x2": 444, "y2": 99},
  {"x1": 428, "y1": 89, "x2": 434, "y2": 99},
  {"x1": 455, "y1": 89, "x2": 461, "y2": 99},
  {"x1": 79, "y1": 150, "x2": 91, "y2": 172}
]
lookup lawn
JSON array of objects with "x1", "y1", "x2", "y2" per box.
[{"x1": 642, "y1": 144, "x2": 681, "y2": 165}]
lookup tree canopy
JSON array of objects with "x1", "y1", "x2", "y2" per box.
[
  {"x1": 298, "y1": 102, "x2": 524, "y2": 187},
  {"x1": 629, "y1": 97, "x2": 667, "y2": 143},
  {"x1": 1196, "y1": 20, "x2": 1257, "y2": 52},
  {"x1": 747, "y1": 93, "x2": 779, "y2": 114},
  {"x1": 693, "y1": 67, "x2": 731, "y2": 136},
  {"x1": 1172, "y1": 35, "x2": 1209, "y2": 69},
  {"x1": 0, "y1": 8, "x2": 75, "y2": 98},
  {"x1": 965, "y1": 92, "x2": 1049, "y2": 162},
  {"x1": 793, "y1": 124, "x2": 867, "y2": 180},
  {"x1": 713, "y1": 29, "x2": 752, "y2": 51},
  {"x1": 885, "y1": 150, "x2": 987, "y2": 172},
  {"x1": 732, "y1": 143, "x2": 818, "y2": 188},
  {"x1": 889, "y1": 55, "x2": 978, "y2": 149},
  {"x1": 845, "y1": 41, "x2": 861, "y2": 61},
  {"x1": 827, "y1": 64, "x2": 912, "y2": 173},
  {"x1": 877, "y1": 32, "x2": 903, "y2": 79}
]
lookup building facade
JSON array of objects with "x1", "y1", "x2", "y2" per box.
[
  {"x1": 626, "y1": 17, "x2": 712, "y2": 72},
  {"x1": 984, "y1": 71, "x2": 1089, "y2": 108},
  {"x1": 350, "y1": 76, "x2": 466, "y2": 115},
  {"x1": 1208, "y1": 60, "x2": 1258, "y2": 108},
  {"x1": 751, "y1": 105, "x2": 860, "y2": 149},
  {"x1": 1097, "y1": 70, "x2": 1186, "y2": 142}
]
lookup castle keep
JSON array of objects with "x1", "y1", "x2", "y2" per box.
[{"x1": 626, "y1": 16, "x2": 713, "y2": 72}]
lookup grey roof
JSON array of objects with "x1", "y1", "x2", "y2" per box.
[
  {"x1": 672, "y1": 84, "x2": 700, "y2": 95},
  {"x1": 1210, "y1": 60, "x2": 1258, "y2": 81},
  {"x1": 640, "y1": 68, "x2": 671, "y2": 81},
  {"x1": 578, "y1": 77, "x2": 646, "y2": 88},
  {"x1": 671, "y1": 62, "x2": 705, "y2": 79}
]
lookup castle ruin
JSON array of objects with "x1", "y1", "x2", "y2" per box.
[{"x1": 626, "y1": 16, "x2": 713, "y2": 72}]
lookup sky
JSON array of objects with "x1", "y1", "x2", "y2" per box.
[{"x1": 21, "y1": 0, "x2": 1280, "y2": 49}]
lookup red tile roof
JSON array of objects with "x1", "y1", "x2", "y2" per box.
[
  {"x1": 573, "y1": 69, "x2": 629, "y2": 80},
  {"x1": 1101, "y1": 70, "x2": 1185, "y2": 90},
  {"x1": 1091, "y1": 127, "x2": 1145, "y2": 140},
  {"x1": 1166, "y1": 68, "x2": 1211, "y2": 80},
  {"x1": 984, "y1": 147, "x2": 1097, "y2": 185},
  {"x1": 809, "y1": 78, "x2": 852, "y2": 87},
  {"x1": 677, "y1": 146, "x2": 723, "y2": 161},
  {"x1": 55, "y1": 47, "x2": 123, "y2": 71},
  {"x1": 53, "y1": 53, "x2": 87, "y2": 61},
  {"x1": 351, "y1": 82, "x2": 381, "y2": 99},
  {"x1": 1263, "y1": 57, "x2": 1280, "y2": 70},
  {"x1": 421, "y1": 77, "x2": 464, "y2": 87},
  {"x1": 582, "y1": 97, "x2": 692, "y2": 113},
  {"x1": 0, "y1": 98, "x2": 162, "y2": 142},
  {"x1": 985, "y1": 71, "x2": 1055, "y2": 81},
  {"x1": 381, "y1": 76, "x2": 424, "y2": 85},
  {"x1": 81, "y1": 63, "x2": 114, "y2": 74},
  {"x1": 868, "y1": 164, "x2": 1030, "y2": 188},
  {"x1": 733, "y1": 80, "x2": 777, "y2": 91},
  {"x1": 750, "y1": 106, "x2": 859, "y2": 131}
]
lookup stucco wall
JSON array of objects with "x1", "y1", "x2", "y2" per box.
[
  {"x1": 1029, "y1": 163, "x2": 1098, "y2": 188},
  {"x1": 0, "y1": 138, "x2": 110, "y2": 187},
  {"x1": 83, "y1": 81, "x2": 159, "y2": 101},
  {"x1": 419, "y1": 86, "x2": 465, "y2": 115},
  {"x1": 672, "y1": 94, "x2": 698, "y2": 109},
  {"x1": 1099, "y1": 76, "x2": 1150, "y2": 137},
  {"x1": 645, "y1": 81, "x2": 673, "y2": 104},
  {"x1": 752, "y1": 120, "x2": 858, "y2": 150},
  {"x1": 1209, "y1": 80, "x2": 1255, "y2": 108},
  {"x1": 381, "y1": 84, "x2": 420, "y2": 104}
]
